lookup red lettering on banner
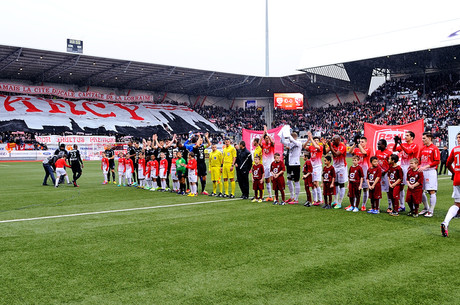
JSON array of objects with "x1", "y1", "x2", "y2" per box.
[
  {"x1": 113, "y1": 103, "x2": 144, "y2": 120},
  {"x1": 3, "y1": 96, "x2": 43, "y2": 112},
  {"x1": 61, "y1": 100, "x2": 87, "y2": 115},
  {"x1": 143, "y1": 104, "x2": 194, "y2": 112},
  {"x1": 82, "y1": 101, "x2": 116, "y2": 118},
  {"x1": 45, "y1": 99, "x2": 67, "y2": 114}
]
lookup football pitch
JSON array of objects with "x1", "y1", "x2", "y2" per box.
[{"x1": 0, "y1": 160, "x2": 459, "y2": 304}]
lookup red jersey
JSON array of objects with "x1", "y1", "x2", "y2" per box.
[
  {"x1": 447, "y1": 145, "x2": 460, "y2": 186},
  {"x1": 271, "y1": 160, "x2": 286, "y2": 177},
  {"x1": 262, "y1": 141, "x2": 275, "y2": 166},
  {"x1": 419, "y1": 144, "x2": 440, "y2": 170},
  {"x1": 125, "y1": 158, "x2": 134, "y2": 173},
  {"x1": 367, "y1": 166, "x2": 382, "y2": 186},
  {"x1": 302, "y1": 159, "x2": 313, "y2": 175},
  {"x1": 353, "y1": 147, "x2": 371, "y2": 168},
  {"x1": 160, "y1": 158, "x2": 168, "y2": 176},
  {"x1": 348, "y1": 165, "x2": 364, "y2": 185},
  {"x1": 332, "y1": 142, "x2": 347, "y2": 168},
  {"x1": 138, "y1": 158, "x2": 146, "y2": 173},
  {"x1": 375, "y1": 149, "x2": 392, "y2": 173},
  {"x1": 309, "y1": 145, "x2": 323, "y2": 167},
  {"x1": 252, "y1": 163, "x2": 264, "y2": 180},
  {"x1": 322, "y1": 165, "x2": 336, "y2": 183},
  {"x1": 406, "y1": 168, "x2": 424, "y2": 191},
  {"x1": 118, "y1": 157, "x2": 125, "y2": 172},
  {"x1": 146, "y1": 160, "x2": 158, "y2": 177},
  {"x1": 387, "y1": 165, "x2": 403, "y2": 186},
  {"x1": 393, "y1": 143, "x2": 419, "y2": 166},
  {"x1": 170, "y1": 158, "x2": 178, "y2": 172},
  {"x1": 56, "y1": 158, "x2": 71, "y2": 169},
  {"x1": 101, "y1": 157, "x2": 109, "y2": 171},
  {"x1": 186, "y1": 158, "x2": 197, "y2": 175}
]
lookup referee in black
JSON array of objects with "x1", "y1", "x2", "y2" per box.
[
  {"x1": 69, "y1": 144, "x2": 84, "y2": 187},
  {"x1": 235, "y1": 141, "x2": 252, "y2": 199}
]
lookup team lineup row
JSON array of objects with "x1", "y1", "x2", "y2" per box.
[{"x1": 42, "y1": 128, "x2": 460, "y2": 237}]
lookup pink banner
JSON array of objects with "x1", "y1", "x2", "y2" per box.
[
  {"x1": 242, "y1": 126, "x2": 284, "y2": 155},
  {"x1": 0, "y1": 83, "x2": 153, "y2": 102}
]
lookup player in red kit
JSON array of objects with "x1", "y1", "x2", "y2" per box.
[
  {"x1": 101, "y1": 153, "x2": 109, "y2": 185},
  {"x1": 251, "y1": 156, "x2": 264, "y2": 203},
  {"x1": 346, "y1": 155, "x2": 364, "y2": 212},
  {"x1": 418, "y1": 132, "x2": 440, "y2": 217},
  {"x1": 262, "y1": 126, "x2": 275, "y2": 201},
  {"x1": 375, "y1": 139, "x2": 393, "y2": 213},
  {"x1": 305, "y1": 131, "x2": 324, "y2": 206},
  {"x1": 393, "y1": 131, "x2": 419, "y2": 212},
  {"x1": 137, "y1": 152, "x2": 146, "y2": 189},
  {"x1": 302, "y1": 152, "x2": 313, "y2": 207},
  {"x1": 186, "y1": 152, "x2": 198, "y2": 196},
  {"x1": 326, "y1": 135, "x2": 347, "y2": 209},
  {"x1": 441, "y1": 132, "x2": 460, "y2": 237},
  {"x1": 348, "y1": 136, "x2": 372, "y2": 211},
  {"x1": 387, "y1": 154, "x2": 404, "y2": 216},
  {"x1": 159, "y1": 152, "x2": 169, "y2": 192},
  {"x1": 406, "y1": 158, "x2": 424, "y2": 217},
  {"x1": 367, "y1": 156, "x2": 382, "y2": 214},
  {"x1": 270, "y1": 153, "x2": 286, "y2": 205},
  {"x1": 322, "y1": 155, "x2": 336, "y2": 209},
  {"x1": 55, "y1": 155, "x2": 71, "y2": 188},
  {"x1": 117, "y1": 152, "x2": 126, "y2": 187}
]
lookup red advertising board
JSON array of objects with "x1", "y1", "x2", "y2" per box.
[{"x1": 274, "y1": 93, "x2": 303, "y2": 110}]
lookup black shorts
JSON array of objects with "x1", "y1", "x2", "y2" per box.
[
  {"x1": 71, "y1": 164, "x2": 82, "y2": 173},
  {"x1": 109, "y1": 159, "x2": 115, "y2": 170},
  {"x1": 287, "y1": 165, "x2": 301, "y2": 182},
  {"x1": 197, "y1": 162, "x2": 207, "y2": 177}
]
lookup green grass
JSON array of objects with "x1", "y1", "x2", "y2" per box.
[{"x1": 0, "y1": 160, "x2": 459, "y2": 304}]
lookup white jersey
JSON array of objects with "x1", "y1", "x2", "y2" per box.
[{"x1": 281, "y1": 136, "x2": 302, "y2": 166}]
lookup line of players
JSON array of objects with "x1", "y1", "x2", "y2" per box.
[{"x1": 100, "y1": 133, "x2": 240, "y2": 198}]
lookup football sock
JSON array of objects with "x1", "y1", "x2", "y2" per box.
[
  {"x1": 112, "y1": 171, "x2": 115, "y2": 181},
  {"x1": 65, "y1": 175, "x2": 70, "y2": 184},
  {"x1": 275, "y1": 190, "x2": 279, "y2": 201},
  {"x1": 153, "y1": 181, "x2": 158, "y2": 189},
  {"x1": 422, "y1": 192, "x2": 430, "y2": 211},
  {"x1": 224, "y1": 181, "x2": 229, "y2": 195},
  {"x1": 387, "y1": 197, "x2": 392, "y2": 209},
  {"x1": 324, "y1": 195, "x2": 328, "y2": 206},
  {"x1": 400, "y1": 189, "x2": 406, "y2": 208},
  {"x1": 317, "y1": 187, "x2": 322, "y2": 202},
  {"x1": 414, "y1": 203, "x2": 419, "y2": 214},
  {"x1": 103, "y1": 173, "x2": 107, "y2": 182},
  {"x1": 213, "y1": 181, "x2": 217, "y2": 194},
  {"x1": 161, "y1": 180, "x2": 166, "y2": 190},
  {"x1": 335, "y1": 185, "x2": 340, "y2": 202},
  {"x1": 266, "y1": 182, "x2": 272, "y2": 197},
  {"x1": 375, "y1": 199, "x2": 380, "y2": 211},
  {"x1": 306, "y1": 187, "x2": 312, "y2": 203},
  {"x1": 443, "y1": 205, "x2": 459, "y2": 226},
  {"x1": 294, "y1": 181, "x2": 300, "y2": 201},
  {"x1": 288, "y1": 180, "x2": 294, "y2": 198},
  {"x1": 231, "y1": 181, "x2": 236, "y2": 195},
  {"x1": 362, "y1": 190, "x2": 368, "y2": 207},
  {"x1": 107, "y1": 172, "x2": 110, "y2": 182},
  {"x1": 118, "y1": 174, "x2": 123, "y2": 185},
  {"x1": 280, "y1": 189, "x2": 285, "y2": 202},
  {"x1": 55, "y1": 175, "x2": 60, "y2": 187},
  {"x1": 219, "y1": 180, "x2": 223, "y2": 193},
  {"x1": 201, "y1": 178, "x2": 206, "y2": 193},
  {"x1": 127, "y1": 178, "x2": 132, "y2": 185},
  {"x1": 312, "y1": 187, "x2": 317, "y2": 202},
  {"x1": 429, "y1": 193, "x2": 437, "y2": 213},
  {"x1": 407, "y1": 202, "x2": 414, "y2": 212},
  {"x1": 339, "y1": 187, "x2": 345, "y2": 204}
]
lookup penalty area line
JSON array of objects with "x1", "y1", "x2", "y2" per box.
[{"x1": 0, "y1": 198, "x2": 240, "y2": 224}]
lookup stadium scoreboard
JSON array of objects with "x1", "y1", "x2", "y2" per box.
[
  {"x1": 274, "y1": 93, "x2": 304, "y2": 110},
  {"x1": 66, "y1": 39, "x2": 83, "y2": 54}
]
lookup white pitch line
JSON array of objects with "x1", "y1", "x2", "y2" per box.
[{"x1": 0, "y1": 198, "x2": 240, "y2": 224}]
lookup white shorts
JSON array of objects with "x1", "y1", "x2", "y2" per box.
[
  {"x1": 56, "y1": 168, "x2": 67, "y2": 176},
  {"x1": 160, "y1": 167, "x2": 167, "y2": 179},
  {"x1": 452, "y1": 185, "x2": 460, "y2": 202},
  {"x1": 381, "y1": 174, "x2": 389, "y2": 193},
  {"x1": 118, "y1": 171, "x2": 125, "y2": 177},
  {"x1": 362, "y1": 166, "x2": 369, "y2": 189},
  {"x1": 138, "y1": 168, "x2": 145, "y2": 180},
  {"x1": 423, "y1": 169, "x2": 438, "y2": 191},
  {"x1": 125, "y1": 171, "x2": 132, "y2": 179},
  {"x1": 401, "y1": 165, "x2": 409, "y2": 185},
  {"x1": 264, "y1": 164, "x2": 272, "y2": 179},
  {"x1": 171, "y1": 170, "x2": 178, "y2": 180},
  {"x1": 102, "y1": 170, "x2": 108, "y2": 175},
  {"x1": 188, "y1": 172, "x2": 197, "y2": 183},
  {"x1": 334, "y1": 166, "x2": 348, "y2": 184},
  {"x1": 160, "y1": 172, "x2": 167, "y2": 179},
  {"x1": 312, "y1": 166, "x2": 322, "y2": 183}
]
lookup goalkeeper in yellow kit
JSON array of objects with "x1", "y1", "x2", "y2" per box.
[{"x1": 222, "y1": 138, "x2": 237, "y2": 198}]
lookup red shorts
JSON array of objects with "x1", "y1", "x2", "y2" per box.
[
  {"x1": 388, "y1": 186, "x2": 401, "y2": 201},
  {"x1": 303, "y1": 175, "x2": 313, "y2": 188},
  {"x1": 369, "y1": 186, "x2": 382, "y2": 200},
  {"x1": 323, "y1": 182, "x2": 335, "y2": 196},
  {"x1": 253, "y1": 179, "x2": 264, "y2": 191},
  {"x1": 406, "y1": 189, "x2": 423, "y2": 204},
  {"x1": 348, "y1": 183, "x2": 361, "y2": 198},
  {"x1": 272, "y1": 177, "x2": 285, "y2": 191}
]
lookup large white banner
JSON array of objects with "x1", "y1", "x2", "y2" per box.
[
  {"x1": 0, "y1": 83, "x2": 153, "y2": 102},
  {"x1": 0, "y1": 95, "x2": 219, "y2": 134}
]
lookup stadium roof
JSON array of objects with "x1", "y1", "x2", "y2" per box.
[{"x1": 1, "y1": 43, "x2": 459, "y2": 101}]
